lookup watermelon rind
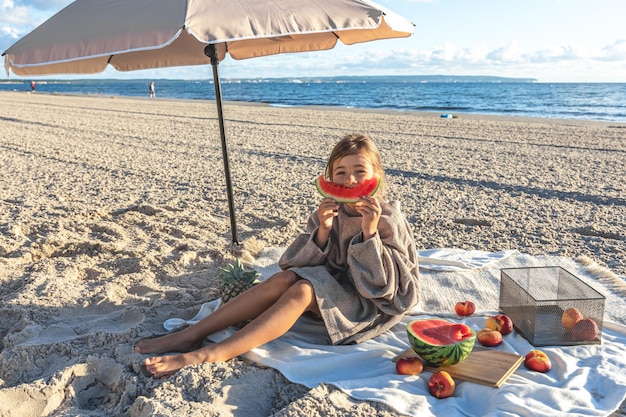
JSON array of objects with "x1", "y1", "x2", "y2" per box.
[
  {"x1": 314, "y1": 174, "x2": 380, "y2": 203},
  {"x1": 406, "y1": 319, "x2": 476, "y2": 366}
]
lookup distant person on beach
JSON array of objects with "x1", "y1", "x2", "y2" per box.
[
  {"x1": 134, "y1": 132, "x2": 420, "y2": 378},
  {"x1": 149, "y1": 81, "x2": 155, "y2": 98},
  {"x1": 30, "y1": 81, "x2": 36, "y2": 91}
]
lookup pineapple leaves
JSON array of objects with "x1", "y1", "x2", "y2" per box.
[{"x1": 218, "y1": 258, "x2": 261, "y2": 303}]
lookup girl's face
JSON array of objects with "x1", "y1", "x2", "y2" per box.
[{"x1": 331, "y1": 153, "x2": 374, "y2": 187}]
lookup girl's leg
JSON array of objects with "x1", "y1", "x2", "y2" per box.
[
  {"x1": 134, "y1": 270, "x2": 300, "y2": 355},
  {"x1": 144, "y1": 278, "x2": 319, "y2": 378}
]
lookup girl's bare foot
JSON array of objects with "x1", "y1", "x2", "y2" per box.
[
  {"x1": 133, "y1": 331, "x2": 202, "y2": 355},
  {"x1": 144, "y1": 348, "x2": 211, "y2": 378}
]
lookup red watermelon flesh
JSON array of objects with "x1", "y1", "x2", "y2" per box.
[
  {"x1": 420, "y1": 322, "x2": 474, "y2": 345},
  {"x1": 315, "y1": 174, "x2": 380, "y2": 203}
]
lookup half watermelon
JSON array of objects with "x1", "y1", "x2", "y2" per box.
[
  {"x1": 315, "y1": 174, "x2": 380, "y2": 203},
  {"x1": 407, "y1": 319, "x2": 476, "y2": 366}
]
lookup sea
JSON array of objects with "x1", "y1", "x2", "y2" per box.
[{"x1": 2, "y1": 76, "x2": 626, "y2": 122}]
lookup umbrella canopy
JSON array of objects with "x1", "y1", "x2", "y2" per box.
[{"x1": 3, "y1": 0, "x2": 414, "y2": 242}]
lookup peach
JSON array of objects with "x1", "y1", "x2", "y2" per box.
[
  {"x1": 454, "y1": 301, "x2": 476, "y2": 316},
  {"x1": 561, "y1": 307, "x2": 584, "y2": 331},
  {"x1": 395, "y1": 357, "x2": 424, "y2": 375},
  {"x1": 428, "y1": 370, "x2": 455, "y2": 399},
  {"x1": 485, "y1": 314, "x2": 514, "y2": 335},
  {"x1": 477, "y1": 328, "x2": 503, "y2": 347},
  {"x1": 572, "y1": 318, "x2": 599, "y2": 341},
  {"x1": 524, "y1": 350, "x2": 552, "y2": 373}
]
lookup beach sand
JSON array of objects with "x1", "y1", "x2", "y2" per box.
[{"x1": 1, "y1": 91, "x2": 625, "y2": 416}]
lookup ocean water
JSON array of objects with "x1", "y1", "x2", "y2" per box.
[{"x1": 2, "y1": 76, "x2": 625, "y2": 122}]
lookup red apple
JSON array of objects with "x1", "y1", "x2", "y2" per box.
[
  {"x1": 485, "y1": 314, "x2": 514, "y2": 335},
  {"x1": 561, "y1": 307, "x2": 584, "y2": 331},
  {"x1": 395, "y1": 357, "x2": 424, "y2": 375},
  {"x1": 454, "y1": 301, "x2": 476, "y2": 316},
  {"x1": 428, "y1": 370, "x2": 455, "y2": 399},
  {"x1": 477, "y1": 328, "x2": 503, "y2": 347},
  {"x1": 572, "y1": 318, "x2": 599, "y2": 341},
  {"x1": 524, "y1": 350, "x2": 552, "y2": 372}
]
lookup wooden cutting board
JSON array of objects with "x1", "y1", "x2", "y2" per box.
[{"x1": 392, "y1": 346, "x2": 524, "y2": 388}]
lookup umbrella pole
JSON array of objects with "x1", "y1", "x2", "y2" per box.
[{"x1": 205, "y1": 45, "x2": 239, "y2": 244}]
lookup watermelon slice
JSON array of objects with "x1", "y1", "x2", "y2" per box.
[{"x1": 314, "y1": 174, "x2": 380, "y2": 203}]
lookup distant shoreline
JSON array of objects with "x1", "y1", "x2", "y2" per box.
[
  {"x1": 4, "y1": 74, "x2": 541, "y2": 83},
  {"x1": 6, "y1": 75, "x2": 626, "y2": 83}
]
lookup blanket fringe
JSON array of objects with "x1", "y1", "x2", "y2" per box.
[
  {"x1": 576, "y1": 255, "x2": 626, "y2": 297},
  {"x1": 231, "y1": 237, "x2": 267, "y2": 266}
]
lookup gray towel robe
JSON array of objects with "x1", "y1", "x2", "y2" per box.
[{"x1": 279, "y1": 200, "x2": 419, "y2": 345}]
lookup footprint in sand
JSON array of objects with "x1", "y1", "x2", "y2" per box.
[
  {"x1": 14, "y1": 305, "x2": 144, "y2": 347},
  {"x1": 573, "y1": 225, "x2": 621, "y2": 240}
]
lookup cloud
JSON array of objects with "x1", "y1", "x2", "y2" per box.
[
  {"x1": 13, "y1": 0, "x2": 69, "y2": 11},
  {"x1": 426, "y1": 43, "x2": 489, "y2": 64},
  {"x1": 598, "y1": 39, "x2": 626, "y2": 61},
  {"x1": 486, "y1": 42, "x2": 527, "y2": 64},
  {"x1": 1, "y1": 1, "x2": 30, "y2": 51},
  {"x1": 400, "y1": 40, "x2": 625, "y2": 69},
  {"x1": 529, "y1": 45, "x2": 586, "y2": 63},
  {"x1": 1, "y1": 0, "x2": 74, "y2": 57},
  {"x1": 1, "y1": 0, "x2": 31, "y2": 26},
  {"x1": 1, "y1": 0, "x2": 70, "y2": 33}
]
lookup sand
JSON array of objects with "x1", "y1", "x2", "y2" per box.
[{"x1": 1, "y1": 91, "x2": 625, "y2": 416}]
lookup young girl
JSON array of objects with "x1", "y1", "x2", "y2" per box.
[{"x1": 134, "y1": 133, "x2": 419, "y2": 378}]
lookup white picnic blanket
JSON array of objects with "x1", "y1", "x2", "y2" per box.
[{"x1": 164, "y1": 248, "x2": 626, "y2": 417}]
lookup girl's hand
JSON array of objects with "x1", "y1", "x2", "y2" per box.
[
  {"x1": 317, "y1": 198, "x2": 339, "y2": 229},
  {"x1": 315, "y1": 198, "x2": 338, "y2": 248},
  {"x1": 353, "y1": 196, "x2": 382, "y2": 240}
]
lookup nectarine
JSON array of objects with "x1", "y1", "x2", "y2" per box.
[
  {"x1": 428, "y1": 370, "x2": 455, "y2": 399},
  {"x1": 572, "y1": 318, "x2": 599, "y2": 341},
  {"x1": 524, "y1": 350, "x2": 552, "y2": 373},
  {"x1": 477, "y1": 328, "x2": 503, "y2": 347},
  {"x1": 561, "y1": 307, "x2": 584, "y2": 331},
  {"x1": 395, "y1": 357, "x2": 424, "y2": 375},
  {"x1": 454, "y1": 301, "x2": 476, "y2": 316},
  {"x1": 485, "y1": 314, "x2": 513, "y2": 335}
]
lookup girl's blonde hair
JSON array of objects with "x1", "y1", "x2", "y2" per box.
[{"x1": 324, "y1": 133, "x2": 386, "y2": 198}]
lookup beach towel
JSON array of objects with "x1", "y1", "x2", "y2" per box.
[{"x1": 164, "y1": 248, "x2": 626, "y2": 417}]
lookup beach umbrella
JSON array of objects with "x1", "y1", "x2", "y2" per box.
[{"x1": 2, "y1": 0, "x2": 414, "y2": 244}]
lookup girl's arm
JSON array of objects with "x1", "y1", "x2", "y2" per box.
[{"x1": 279, "y1": 211, "x2": 330, "y2": 269}]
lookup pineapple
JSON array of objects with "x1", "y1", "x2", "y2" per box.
[{"x1": 218, "y1": 258, "x2": 261, "y2": 303}]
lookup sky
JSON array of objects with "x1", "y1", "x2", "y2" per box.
[{"x1": 1, "y1": 0, "x2": 625, "y2": 82}]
